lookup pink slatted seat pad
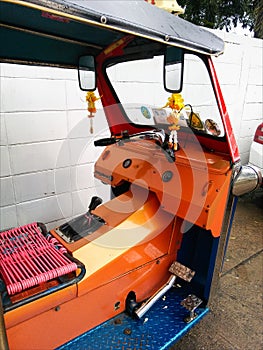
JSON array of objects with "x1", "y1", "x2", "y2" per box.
[{"x1": 0, "y1": 222, "x2": 77, "y2": 295}]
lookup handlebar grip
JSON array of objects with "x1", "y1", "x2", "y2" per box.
[{"x1": 94, "y1": 138, "x2": 117, "y2": 146}]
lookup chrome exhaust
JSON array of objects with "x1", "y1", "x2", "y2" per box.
[{"x1": 232, "y1": 165, "x2": 262, "y2": 196}]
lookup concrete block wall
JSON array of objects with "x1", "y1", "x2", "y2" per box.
[
  {"x1": 0, "y1": 32, "x2": 262, "y2": 231},
  {"x1": 212, "y1": 31, "x2": 263, "y2": 163},
  {"x1": 0, "y1": 65, "x2": 110, "y2": 231}
]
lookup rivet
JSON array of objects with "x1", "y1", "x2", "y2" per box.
[
  {"x1": 124, "y1": 328, "x2": 132, "y2": 335},
  {"x1": 114, "y1": 318, "x2": 122, "y2": 325},
  {"x1": 100, "y1": 15, "x2": 107, "y2": 24}
]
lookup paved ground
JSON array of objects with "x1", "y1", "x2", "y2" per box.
[{"x1": 171, "y1": 189, "x2": 263, "y2": 350}]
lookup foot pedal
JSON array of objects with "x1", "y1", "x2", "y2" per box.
[
  {"x1": 169, "y1": 261, "x2": 195, "y2": 282},
  {"x1": 134, "y1": 261, "x2": 195, "y2": 319},
  {"x1": 181, "y1": 294, "x2": 203, "y2": 323}
]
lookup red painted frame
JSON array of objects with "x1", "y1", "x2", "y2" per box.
[{"x1": 96, "y1": 36, "x2": 240, "y2": 163}]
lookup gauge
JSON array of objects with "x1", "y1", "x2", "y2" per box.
[
  {"x1": 123, "y1": 159, "x2": 132, "y2": 168},
  {"x1": 162, "y1": 170, "x2": 173, "y2": 182}
]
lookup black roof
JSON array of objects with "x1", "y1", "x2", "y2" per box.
[{"x1": 0, "y1": 0, "x2": 224, "y2": 66}]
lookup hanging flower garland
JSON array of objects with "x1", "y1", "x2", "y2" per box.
[{"x1": 86, "y1": 91, "x2": 101, "y2": 134}]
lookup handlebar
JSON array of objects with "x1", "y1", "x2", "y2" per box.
[
  {"x1": 94, "y1": 129, "x2": 165, "y2": 147},
  {"x1": 94, "y1": 138, "x2": 118, "y2": 146}
]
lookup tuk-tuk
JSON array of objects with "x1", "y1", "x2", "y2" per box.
[{"x1": 0, "y1": 1, "x2": 262, "y2": 349}]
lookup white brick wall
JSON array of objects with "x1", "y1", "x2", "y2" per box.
[
  {"x1": 0, "y1": 65, "x2": 110, "y2": 231},
  {"x1": 211, "y1": 31, "x2": 263, "y2": 163},
  {"x1": 0, "y1": 31, "x2": 262, "y2": 231}
]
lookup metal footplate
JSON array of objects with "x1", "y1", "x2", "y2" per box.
[
  {"x1": 57, "y1": 288, "x2": 209, "y2": 350},
  {"x1": 181, "y1": 294, "x2": 203, "y2": 323},
  {"x1": 56, "y1": 262, "x2": 205, "y2": 349}
]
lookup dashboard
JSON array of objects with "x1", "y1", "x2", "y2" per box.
[{"x1": 94, "y1": 137, "x2": 232, "y2": 237}]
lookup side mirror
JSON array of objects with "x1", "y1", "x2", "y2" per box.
[
  {"x1": 78, "y1": 55, "x2": 96, "y2": 91},
  {"x1": 164, "y1": 47, "x2": 184, "y2": 92}
]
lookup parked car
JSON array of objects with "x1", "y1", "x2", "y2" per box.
[{"x1": 249, "y1": 123, "x2": 263, "y2": 186}]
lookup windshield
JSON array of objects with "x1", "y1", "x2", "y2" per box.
[{"x1": 106, "y1": 53, "x2": 224, "y2": 138}]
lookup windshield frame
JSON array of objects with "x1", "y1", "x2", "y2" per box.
[{"x1": 104, "y1": 50, "x2": 227, "y2": 139}]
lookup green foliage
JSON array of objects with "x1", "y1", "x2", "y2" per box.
[
  {"x1": 180, "y1": 0, "x2": 262, "y2": 38},
  {"x1": 254, "y1": 0, "x2": 263, "y2": 38}
]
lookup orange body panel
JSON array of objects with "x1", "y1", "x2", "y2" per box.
[
  {"x1": 5, "y1": 190, "x2": 182, "y2": 349},
  {"x1": 5, "y1": 285, "x2": 77, "y2": 329},
  {"x1": 4, "y1": 139, "x2": 232, "y2": 349},
  {"x1": 95, "y1": 139, "x2": 231, "y2": 236},
  {"x1": 6, "y1": 244, "x2": 178, "y2": 349}
]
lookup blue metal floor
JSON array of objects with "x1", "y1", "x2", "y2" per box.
[{"x1": 57, "y1": 287, "x2": 209, "y2": 350}]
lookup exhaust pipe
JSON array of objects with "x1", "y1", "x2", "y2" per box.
[{"x1": 232, "y1": 165, "x2": 262, "y2": 196}]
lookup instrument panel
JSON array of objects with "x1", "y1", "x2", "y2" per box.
[{"x1": 94, "y1": 139, "x2": 232, "y2": 237}]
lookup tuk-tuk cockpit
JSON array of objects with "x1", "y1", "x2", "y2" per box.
[{"x1": 0, "y1": 1, "x2": 262, "y2": 349}]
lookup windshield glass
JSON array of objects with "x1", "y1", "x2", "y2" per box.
[{"x1": 106, "y1": 53, "x2": 224, "y2": 137}]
